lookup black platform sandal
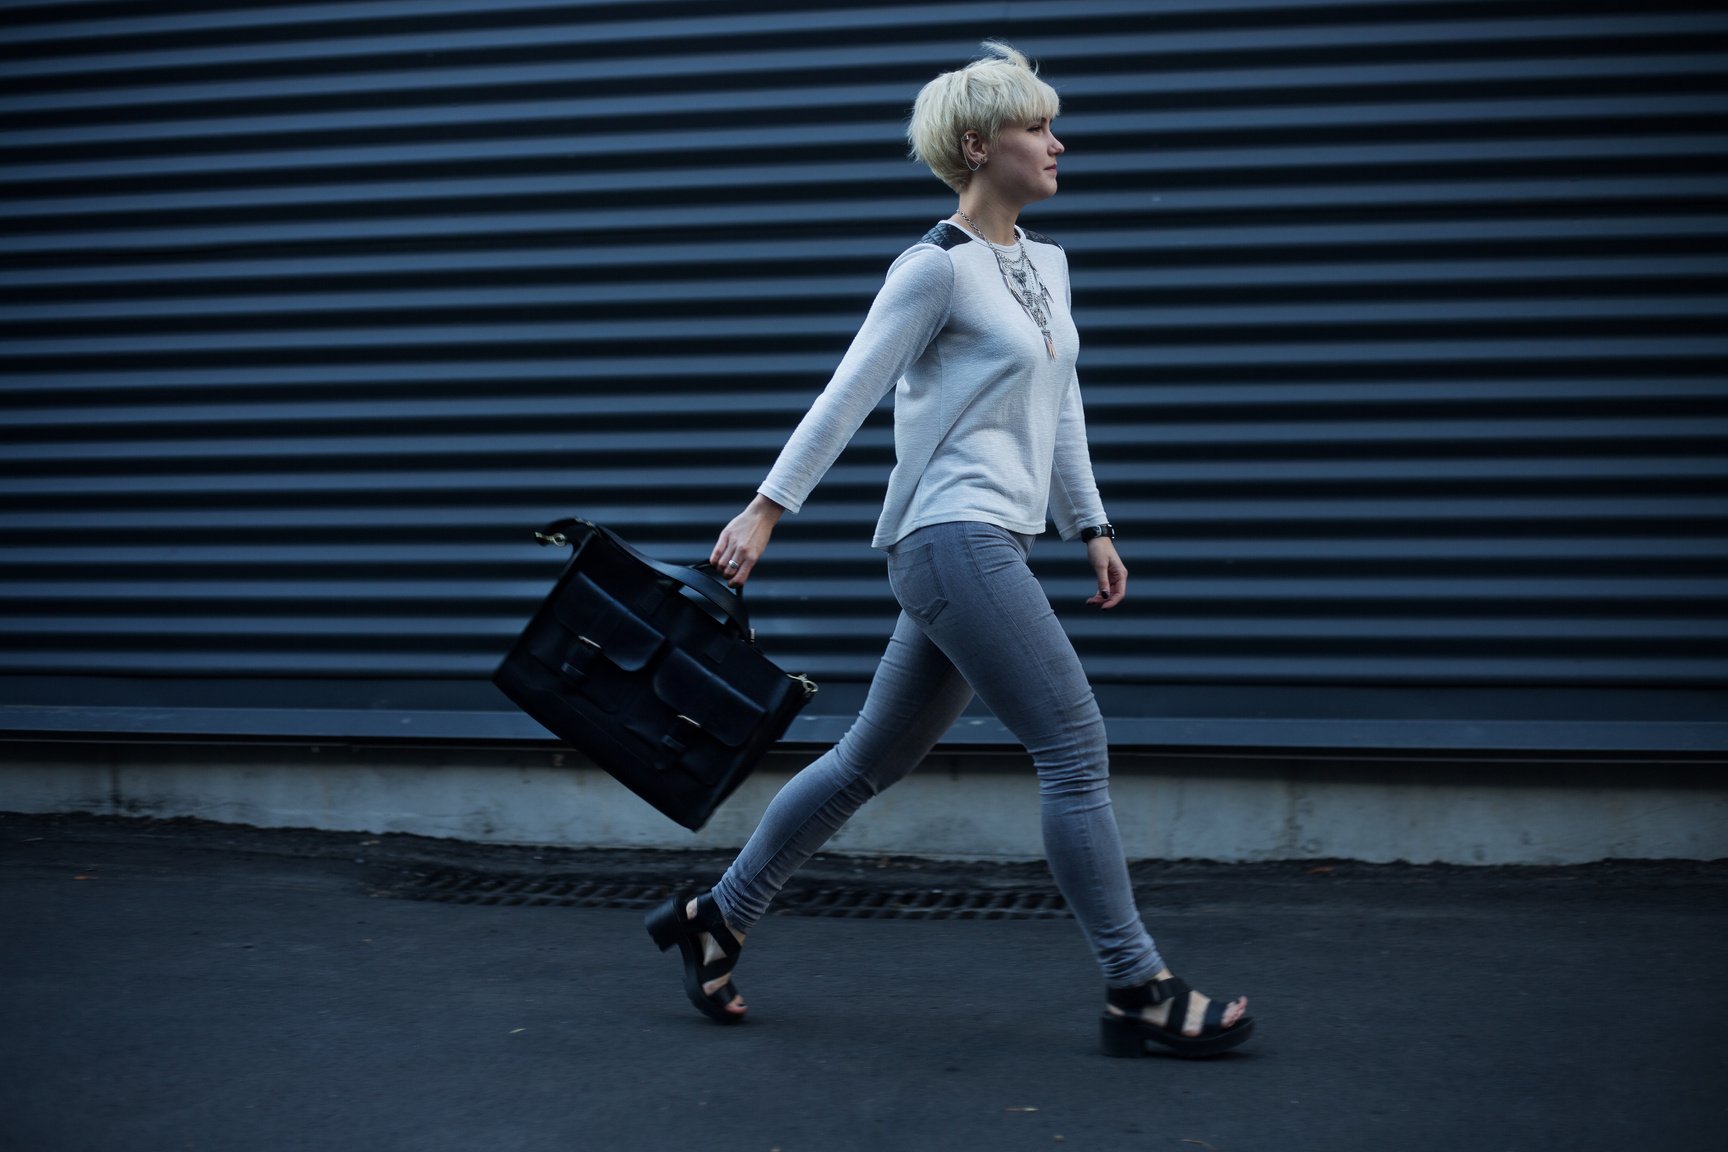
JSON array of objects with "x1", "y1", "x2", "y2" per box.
[
  {"x1": 1100, "y1": 976, "x2": 1254, "y2": 1058},
  {"x1": 644, "y1": 893, "x2": 745, "y2": 1025}
]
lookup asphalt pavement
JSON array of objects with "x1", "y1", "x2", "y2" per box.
[{"x1": 2, "y1": 811, "x2": 1724, "y2": 1152}]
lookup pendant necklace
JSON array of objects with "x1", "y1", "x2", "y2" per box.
[{"x1": 955, "y1": 210, "x2": 1057, "y2": 359}]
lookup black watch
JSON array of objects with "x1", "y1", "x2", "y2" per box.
[{"x1": 1079, "y1": 523, "x2": 1116, "y2": 542}]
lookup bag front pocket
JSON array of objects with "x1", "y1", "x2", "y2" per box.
[{"x1": 530, "y1": 572, "x2": 668, "y2": 712}]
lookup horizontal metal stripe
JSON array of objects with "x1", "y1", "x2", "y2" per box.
[
  {"x1": 0, "y1": 409, "x2": 816, "y2": 436},
  {"x1": 11, "y1": 457, "x2": 1725, "y2": 495},
  {"x1": 7, "y1": 705, "x2": 1724, "y2": 754},
  {"x1": 7, "y1": 616, "x2": 1724, "y2": 641},
  {"x1": 12, "y1": 90, "x2": 1724, "y2": 155},
  {"x1": 0, "y1": 497, "x2": 1721, "y2": 531},
  {"x1": 1074, "y1": 338, "x2": 1728, "y2": 367},
  {"x1": 4, "y1": 554, "x2": 1719, "y2": 585},
  {"x1": 1, "y1": 653, "x2": 1720, "y2": 687},
  {"x1": 16, "y1": 0, "x2": 1645, "y2": 50},
  {"x1": 16, "y1": 215, "x2": 1728, "y2": 286},
  {"x1": 10, "y1": 179, "x2": 1726, "y2": 256},
  {"x1": 2, "y1": 0, "x2": 663, "y2": 45},
  {"x1": 6, "y1": 537, "x2": 1725, "y2": 567},
  {"x1": 0, "y1": 10, "x2": 972, "y2": 80},
  {"x1": 8, "y1": 277, "x2": 1727, "y2": 325},
  {"x1": 9, "y1": 244, "x2": 1728, "y2": 296},
  {"x1": 2, "y1": 577, "x2": 1720, "y2": 602},
  {"x1": 9, "y1": 13, "x2": 1722, "y2": 86},
  {"x1": 5, "y1": 361, "x2": 1725, "y2": 402},
  {"x1": 2, "y1": 380, "x2": 1723, "y2": 428},
  {"x1": 9, "y1": 303, "x2": 1728, "y2": 357},
  {"x1": 9, "y1": 131, "x2": 1721, "y2": 191},
  {"x1": 1062, "y1": 657, "x2": 1728, "y2": 684},
  {"x1": 0, "y1": 75, "x2": 913, "y2": 133},
  {"x1": 0, "y1": 652, "x2": 499, "y2": 676},
  {"x1": 27, "y1": 0, "x2": 1368, "y2": 71},
  {"x1": 8, "y1": 418, "x2": 1723, "y2": 462},
  {"x1": 6, "y1": 340, "x2": 1724, "y2": 373},
  {"x1": 10, "y1": 49, "x2": 1725, "y2": 121},
  {"x1": 2, "y1": 121, "x2": 919, "y2": 182},
  {"x1": 0, "y1": 358, "x2": 847, "y2": 395},
  {"x1": 0, "y1": 278, "x2": 882, "y2": 319}
]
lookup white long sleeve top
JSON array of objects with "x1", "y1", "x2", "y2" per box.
[{"x1": 758, "y1": 221, "x2": 1109, "y2": 549}]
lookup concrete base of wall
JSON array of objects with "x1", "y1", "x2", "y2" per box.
[{"x1": 2, "y1": 741, "x2": 1724, "y2": 864}]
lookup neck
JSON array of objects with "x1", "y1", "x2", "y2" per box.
[{"x1": 953, "y1": 193, "x2": 1020, "y2": 246}]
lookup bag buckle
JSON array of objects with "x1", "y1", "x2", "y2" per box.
[
  {"x1": 789, "y1": 674, "x2": 818, "y2": 698},
  {"x1": 661, "y1": 714, "x2": 704, "y2": 756}
]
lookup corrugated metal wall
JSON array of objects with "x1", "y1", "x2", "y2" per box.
[{"x1": 3, "y1": 0, "x2": 1726, "y2": 751}]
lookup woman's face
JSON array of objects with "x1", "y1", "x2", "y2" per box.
[{"x1": 980, "y1": 115, "x2": 1065, "y2": 204}]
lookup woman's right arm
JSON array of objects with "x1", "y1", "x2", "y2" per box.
[{"x1": 713, "y1": 246, "x2": 954, "y2": 587}]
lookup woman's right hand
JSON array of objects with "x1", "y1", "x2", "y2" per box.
[{"x1": 711, "y1": 494, "x2": 785, "y2": 588}]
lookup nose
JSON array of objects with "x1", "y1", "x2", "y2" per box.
[{"x1": 1049, "y1": 130, "x2": 1065, "y2": 156}]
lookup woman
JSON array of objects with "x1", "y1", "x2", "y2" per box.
[{"x1": 646, "y1": 42, "x2": 1254, "y2": 1059}]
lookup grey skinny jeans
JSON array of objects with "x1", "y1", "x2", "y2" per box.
[{"x1": 711, "y1": 520, "x2": 1164, "y2": 988}]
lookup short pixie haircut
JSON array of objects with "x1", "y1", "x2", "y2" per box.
[{"x1": 907, "y1": 41, "x2": 1061, "y2": 192}]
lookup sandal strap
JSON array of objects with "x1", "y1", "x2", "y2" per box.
[
  {"x1": 693, "y1": 893, "x2": 743, "y2": 961},
  {"x1": 1166, "y1": 987, "x2": 1196, "y2": 1035},
  {"x1": 1106, "y1": 976, "x2": 1192, "y2": 1012}
]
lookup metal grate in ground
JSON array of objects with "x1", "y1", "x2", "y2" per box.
[{"x1": 390, "y1": 870, "x2": 1071, "y2": 920}]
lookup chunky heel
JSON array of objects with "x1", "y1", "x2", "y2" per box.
[
  {"x1": 643, "y1": 900, "x2": 683, "y2": 952},
  {"x1": 1100, "y1": 1012, "x2": 1148, "y2": 1058}
]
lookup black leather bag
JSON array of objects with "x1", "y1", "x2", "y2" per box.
[{"x1": 492, "y1": 517, "x2": 817, "y2": 831}]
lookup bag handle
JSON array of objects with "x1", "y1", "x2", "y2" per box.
[{"x1": 535, "y1": 517, "x2": 753, "y2": 641}]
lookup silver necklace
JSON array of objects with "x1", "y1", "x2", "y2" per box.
[{"x1": 955, "y1": 210, "x2": 1057, "y2": 359}]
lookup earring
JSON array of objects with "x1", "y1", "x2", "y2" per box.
[{"x1": 962, "y1": 133, "x2": 986, "y2": 172}]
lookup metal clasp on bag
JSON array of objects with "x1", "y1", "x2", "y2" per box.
[
  {"x1": 789, "y1": 674, "x2": 818, "y2": 698},
  {"x1": 535, "y1": 531, "x2": 569, "y2": 547},
  {"x1": 661, "y1": 714, "x2": 704, "y2": 757}
]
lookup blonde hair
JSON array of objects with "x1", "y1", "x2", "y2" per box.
[{"x1": 907, "y1": 41, "x2": 1061, "y2": 192}]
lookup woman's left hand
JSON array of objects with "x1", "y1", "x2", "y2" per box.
[{"x1": 1086, "y1": 537, "x2": 1128, "y2": 609}]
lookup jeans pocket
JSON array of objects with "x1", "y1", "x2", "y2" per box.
[{"x1": 887, "y1": 536, "x2": 949, "y2": 627}]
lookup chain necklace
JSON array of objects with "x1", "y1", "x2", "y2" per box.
[{"x1": 955, "y1": 210, "x2": 1057, "y2": 359}]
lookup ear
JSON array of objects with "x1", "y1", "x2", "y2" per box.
[{"x1": 960, "y1": 130, "x2": 988, "y2": 167}]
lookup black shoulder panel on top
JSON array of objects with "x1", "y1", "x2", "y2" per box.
[
  {"x1": 919, "y1": 221, "x2": 970, "y2": 249},
  {"x1": 1021, "y1": 228, "x2": 1061, "y2": 248}
]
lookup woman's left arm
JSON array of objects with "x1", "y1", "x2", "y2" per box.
[{"x1": 1049, "y1": 372, "x2": 1125, "y2": 607}]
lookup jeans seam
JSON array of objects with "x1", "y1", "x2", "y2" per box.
[{"x1": 940, "y1": 525, "x2": 1158, "y2": 984}]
